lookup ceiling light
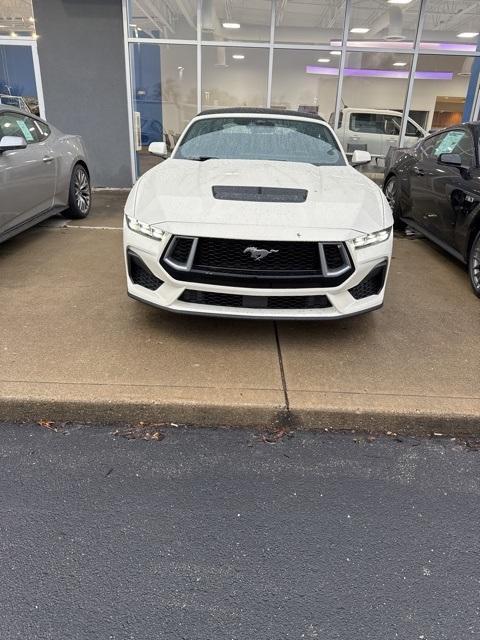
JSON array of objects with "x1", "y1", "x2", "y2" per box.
[
  {"x1": 330, "y1": 50, "x2": 342, "y2": 56},
  {"x1": 350, "y1": 27, "x2": 370, "y2": 34},
  {"x1": 32, "y1": 32, "x2": 38, "y2": 39},
  {"x1": 393, "y1": 61, "x2": 407, "y2": 66},
  {"x1": 317, "y1": 58, "x2": 330, "y2": 63},
  {"x1": 10, "y1": 31, "x2": 17, "y2": 37},
  {"x1": 457, "y1": 32, "x2": 479, "y2": 38},
  {"x1": 129, "y1": 23, "x2": 137, "y2": 27},
  {"x1": 29, "y1": 16, "x2": 35, "y2": 22},
  {"x1": 387, "y1": 0, "x2": 413, "y2": 4},
  {"x1": 222, "y1": 22, "x2": 240, "y2": 29},
  {"x1": 232, "y1": 54, "x2": 245, "y2": 60}
]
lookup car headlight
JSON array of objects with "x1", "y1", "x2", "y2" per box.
[
  {"x1": 352, "y1": 227, "x2": 392, "y2": 249},
  {"x1": 125, "y1": 214, "x2": 165, "y2": 240}
]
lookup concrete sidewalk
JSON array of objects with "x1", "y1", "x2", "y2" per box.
[{"x1": 1, "y1": 191, "x2": 479, "y2": 434}]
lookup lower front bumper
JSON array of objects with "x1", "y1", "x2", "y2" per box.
[
  {"x1": 124, "y1": 226, "x2": 392, "y2": 320},
  {"x1": 128, "y1": 290, "x2": 383, "y2": 320}
]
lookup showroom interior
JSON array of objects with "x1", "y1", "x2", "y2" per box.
[{"x1": 1, "y1": 0, "x2": 480, "y2": 186}]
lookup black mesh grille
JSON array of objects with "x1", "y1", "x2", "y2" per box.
[
  {"x1": 161, "y1": 237, "x2": 354, "y2": 289},
  {"x1": 179, "y1": 290, "x2": 331, "y2": 310},
  {"x1": 169, "y1": 237, "x2": 194, "y2": 264},
  {"x1": 349, "y1": 263, "x2": 387, "y2": 300},
  {"x1": 193, "y1": 238, "x2": 320, "y2": 272},
  {"x1": 128, "y1": 252, "x2": 163, "y2": 291}
]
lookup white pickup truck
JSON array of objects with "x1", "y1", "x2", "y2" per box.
[{"x1": 329, "y1": 108, "x2": 427, "y2": 160}]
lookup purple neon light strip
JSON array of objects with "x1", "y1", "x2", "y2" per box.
[{"x1": 305, "y1": 65, "x2": 454, "y2": 80}]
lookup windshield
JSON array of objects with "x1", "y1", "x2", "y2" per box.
[{"x1": 175, "y1": 117, "x2": 345, "y2": 166}]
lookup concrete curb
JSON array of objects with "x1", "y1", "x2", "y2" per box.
[{"x1": 1, "y1": 392, "x2": 479, "y2": 436}]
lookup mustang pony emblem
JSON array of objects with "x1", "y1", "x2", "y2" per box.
[{"x1": 243, "y1": 246, "x2": 279, "y2": 261}]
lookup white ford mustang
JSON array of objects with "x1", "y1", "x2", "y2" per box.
[{"x1": 124, "y1": 108, "x2": 393, "y2": 319}]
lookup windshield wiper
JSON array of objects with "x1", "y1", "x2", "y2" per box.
[{"x1": 184, "y1": 156, "x2": 218, "y2": 161}]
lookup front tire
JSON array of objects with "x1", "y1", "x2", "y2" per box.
[
  {"x1": 62, "y1": 164, "x2": 91, "y2": 219},
  {"x1": 468, "y1": 231, "x2": 480, "y2": 298},
  {"x1": 384, "y1": 175, "x2": 405, "y2": 231}
]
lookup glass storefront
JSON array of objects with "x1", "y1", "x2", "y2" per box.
[
  {"x1": 0, "y1": 0, "x2": 43, "y2": 118},
  {"x1": 126, "y1": 0, "x2": 480, "y2": 178}
]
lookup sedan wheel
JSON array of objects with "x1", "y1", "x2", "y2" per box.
[
  {"x1": 384, "y1": 176, "x2": 405, "y2": 230},
  {"x1": 62, "y1": 164, "x2": 92, "y2": 219},
  {"x1": 469, "y1": 231, "x2": 480, "y2": 298}
]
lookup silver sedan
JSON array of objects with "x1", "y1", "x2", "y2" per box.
[{"x1": 0, "y1": 105, "x2": 91, "y2": 243}]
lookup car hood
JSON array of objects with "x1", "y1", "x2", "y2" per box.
[{"x1": 129, "y1": 159, "x2": 387, "y2": 240}]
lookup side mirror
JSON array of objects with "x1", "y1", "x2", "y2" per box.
[
  {"x1": 438, "y1": 152, "x2": 462, "y2": 167},
  {"x1": 148, "y1": 141, "x2": 168, "y2": 157},
  {"x1": 0, "y1": 135, "x2": 27, "y2": 153},
  {"x1": 351, "y1": 150, "x2": 372, "y2": 166}
]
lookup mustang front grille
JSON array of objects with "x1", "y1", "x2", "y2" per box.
[{"x1": 161, "y1": 236, "x2": 354, "y2": 289}]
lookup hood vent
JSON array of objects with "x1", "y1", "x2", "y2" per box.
[{"x1": 212, "y1": 185, "x2": 308, "y2": 203}]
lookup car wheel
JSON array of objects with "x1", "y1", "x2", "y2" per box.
[
  {"x1": 62, "y1": 164, "x2": 91, "y2": 219},
  {"x1": 469, "y1": 230, "x2": 480, "y2": 298},
  {"x1": 384, "y1": 176, "x2": 405, "y2": 231}
]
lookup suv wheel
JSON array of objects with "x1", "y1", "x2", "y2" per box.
[
  {"x1": 384, "y1": 176, "x2": 405, "y2": 231},
  {"x1": 62, "y1": 164, "x2": 91, "y2": 219},
  {"x1": 469, "y1": 230, "x2": 480, "y2": 298}
]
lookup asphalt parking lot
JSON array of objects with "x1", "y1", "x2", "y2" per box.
[{"x1": 1, "y1": 190, "x2": 479, "y2": 432}]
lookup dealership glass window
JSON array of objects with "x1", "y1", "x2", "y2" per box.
[
  {"x1": 0, "y1": 44, "x2": 39, "y2": 115},
  {"x1": 130, "y1": 43, "x2": 197, "y2": 175},
  {"x1": 420, "y1": 0, "x2": 480, "y2": 53},
  {"x1": 348, "y1": 0, "x2": 421, "y2": 47},
  {"x1": 0, "y1": 0, "x2": 35, "y2": 37},
  {"x1": 127, "y1": 0, "x2": 197, "y2": 40},
  {"x1": 339, "y1": 52, "x2": 414, "y2": 163},
  {"x1": 201, "y1": 46, "x2": 269, "y2": 109},
  {"x1": 409, "y1": 55, "x2": 478, "y2": 133},
  {"x1": 271, "y1": 49, "x2": 339, "y2": 119},
  {"x1": 273, "y1": 0, "x2": 345, "y2": 47},
  {"x1": 201, "y1": 0, "x2": 272, "y2": 43}
]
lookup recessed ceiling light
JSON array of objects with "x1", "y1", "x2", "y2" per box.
[
  {"x1": 10, "y1": 31, "x2": 17, "y2": 37},
  {"x1": 457, "y1": 32, "x2": 479, "y2": 38},
  {"x1": 393, "y1": 61, "x2": 407, "y2": 66},
  {"x1": 330, "y1": 50, "x2": 342, "y2": 56},
  {"x1": 32, "y1": 32, "x2": 38, "y2": 39},
  {"x1": 350, "y1": 27, "x2": 370, "y2": 34},
  {"x1": 317, "y1": 58, "x2": 330, "y2": 63},
  {"x1": 387, "y1": 0, "x2": 413, "y2": 4},
  {"x1": 222, "y1": 22, "x2": 241, "y2": 29},
  {"x1": 28, "y1": 16, "x2": 35, "y2": 22},
  {"x1": 232, "y1": 54, "x2": 245, "y2": 60}
]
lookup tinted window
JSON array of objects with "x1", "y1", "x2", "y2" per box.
[
  {"x1": 420, "y1": 129, "x2": 476, "y2": 166},
  {"x1": 0, "y1": 113, "x2": 41, "y2": 143},
  {"x1": 175, "y1": 117, "x2": 345, "y2": 166},
  {"x1": 350, "y1": 113, "x2": 384, "y2": 135}
]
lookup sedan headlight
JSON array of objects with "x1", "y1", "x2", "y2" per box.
[
  {"x1": 352, "y1": 227, "x2": 392, "y2": 249},
  {"x1": 125, "y1": 215, "x2": 165, "y2": 240}
]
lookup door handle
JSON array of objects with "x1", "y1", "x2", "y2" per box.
[
  {"x1": 413, "y1": 166, "x2": 424, "y2": 176},
  {"x1": 42, "y1": 156, "x2": 53, "y2": 163}
]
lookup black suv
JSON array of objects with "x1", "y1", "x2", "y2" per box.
[{"x1": 383, "y1": 122, "x2": 480, "y2": 298}]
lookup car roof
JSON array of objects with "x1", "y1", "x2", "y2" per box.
[
  {"x1": 0, "y1": 104, "x2": 30, "y2": 115},
  {"x1": 197, "y1": 107, "x2": 326, "y2": 122},
  {"x1": 0, "y1": 104, "x2": 47, "y2": 124},
  {"x1": 342, "y1": 107, "x2": 403, "y2": 116}
]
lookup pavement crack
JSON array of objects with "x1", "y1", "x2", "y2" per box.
[{"x1": 273, "y1": 321, "x2": 289, "y2": 412}]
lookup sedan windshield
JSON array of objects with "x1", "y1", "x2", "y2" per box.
[{"x1": 175, "y1": 117, "x2": 345, "y2": 166}]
